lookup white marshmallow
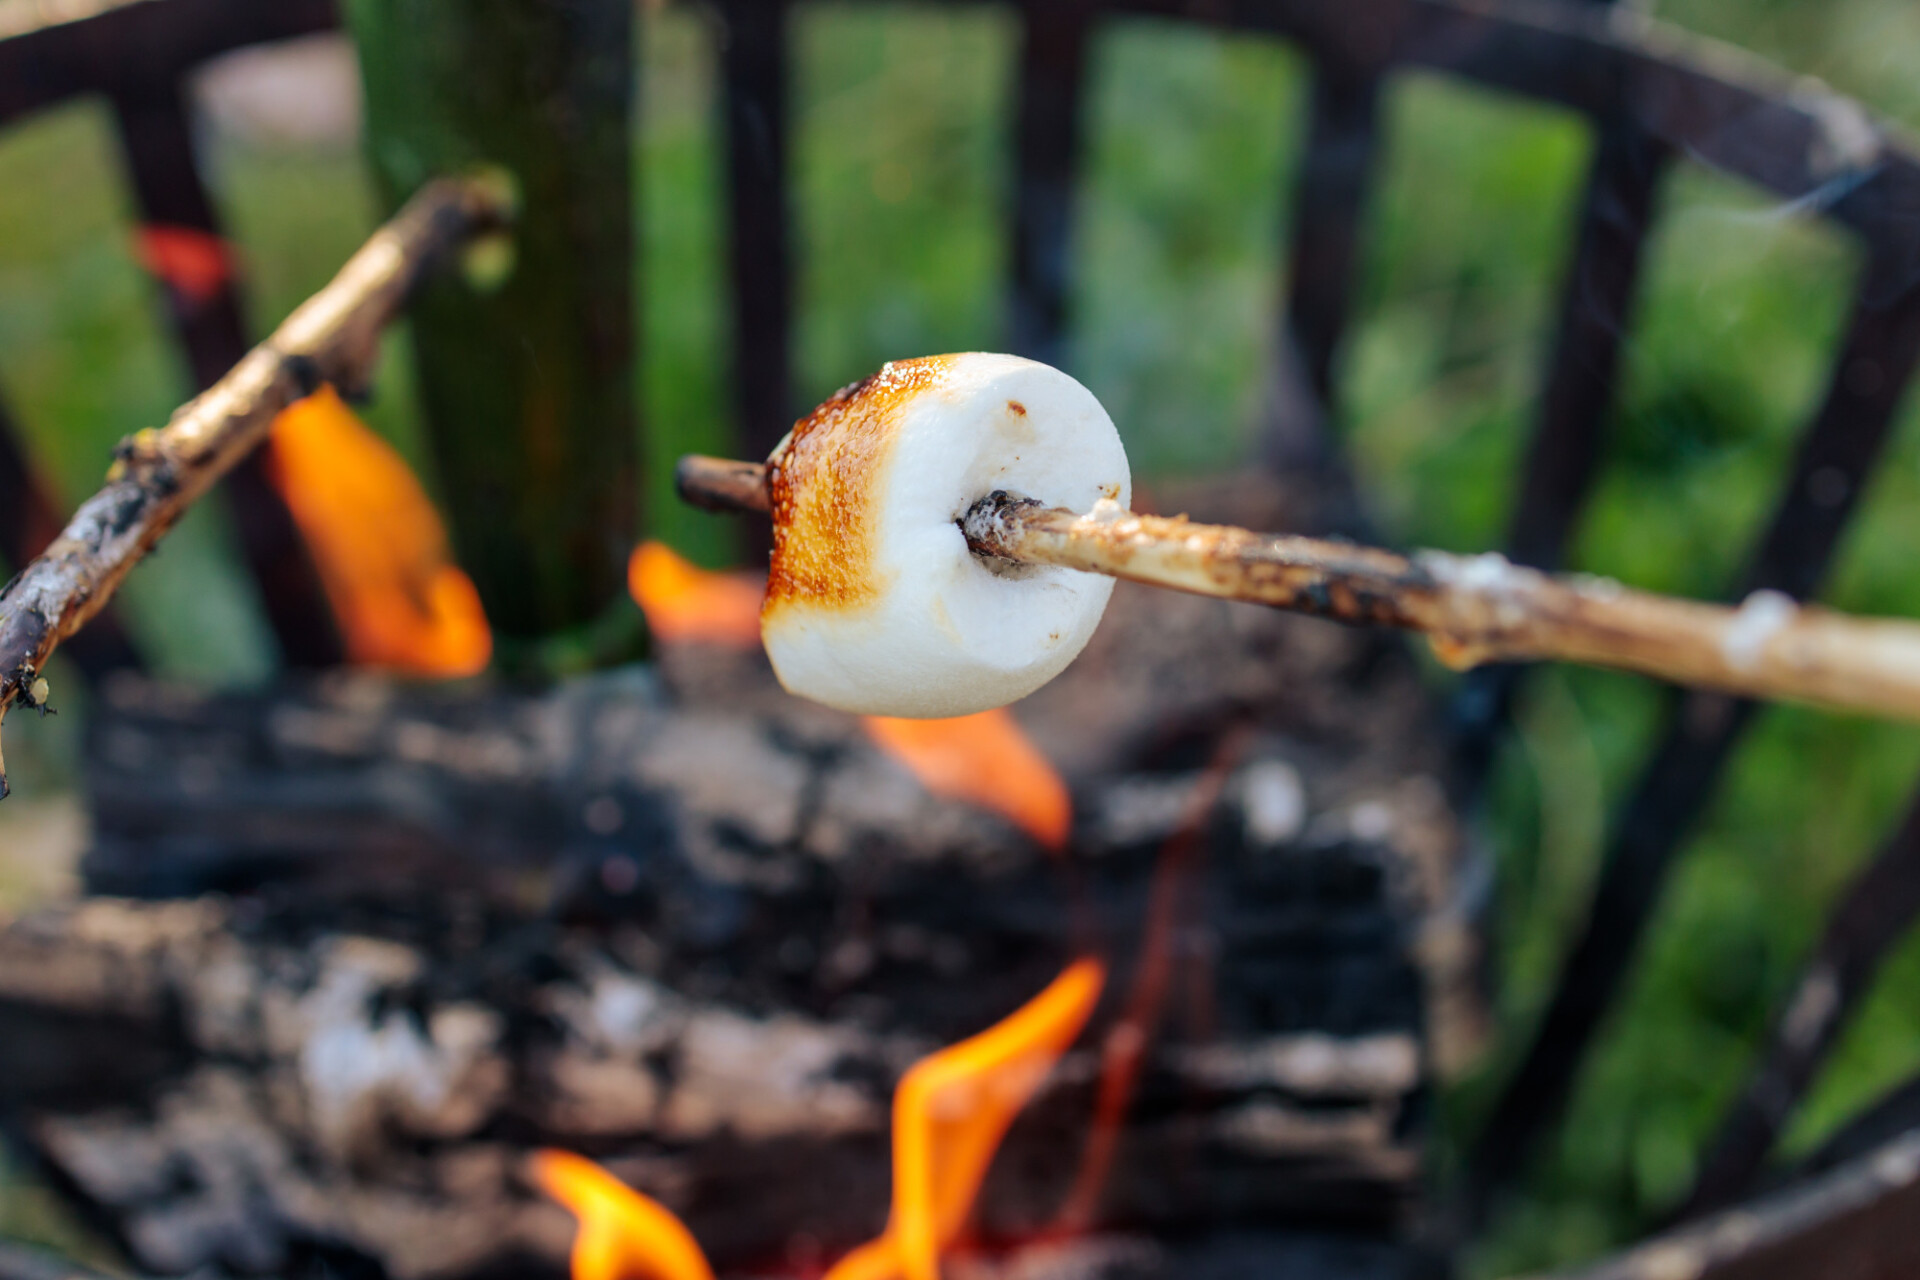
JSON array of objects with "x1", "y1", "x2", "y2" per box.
[{"x1": 762, "y1": 353, "x2": 1130, "y2": 718}]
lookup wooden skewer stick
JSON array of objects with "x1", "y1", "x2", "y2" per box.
[
  {"x1": 0, "y1": 176, "x2": 513, "y2": 800},
  {"x1": 676, "y1": 454, "x2": 1920, "y2": 724}
]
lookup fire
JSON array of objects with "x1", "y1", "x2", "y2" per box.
[
  {"x1": 266, "y1": 385, "x2": 491, "y2": 676},
  {"x1": 134, "y1": 224, "x2": 235, "y2": 306},
  {"x1": 534, "y1": 960, "x2": 1104, "y2": 1280},
  {"x1": 626, "y1": 541, "x2": 764, "y2": 647},
  {"x1": 863, "y1": 711, "x2": 1072, "y2": 852},
  {"x1": 826, "y1": 957, "x2": 1106, "y2": 1280},
  {"x1": 531, "y1": 1150, "x2": 714, "y2": 1280},
  {"x1": 623, "y1": 542, "x2": 1073, "y2": 851}
]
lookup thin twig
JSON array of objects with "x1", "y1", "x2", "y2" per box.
[
  {"x1": 0, "y1": 176, "x2": 510, "y2": 799},
  {"x1": 675, "y1": 455, "x2": 1920, "y2": 724}
]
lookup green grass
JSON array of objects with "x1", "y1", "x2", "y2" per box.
[{"x1": 3, "y1": 1, "x2": 1920, "y2": 1273}]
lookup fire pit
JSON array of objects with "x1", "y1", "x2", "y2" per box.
[
  {"x1": 3, "y1": 1, "x2": 1920, "y2": 1279},
  {"x1": 9, "y1": 467, "x2": 1466, "y2": 1278}
]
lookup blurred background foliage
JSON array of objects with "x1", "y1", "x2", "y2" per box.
[{"x1": 3, "y1": 0, "x2": 1920, "y2": 1273}]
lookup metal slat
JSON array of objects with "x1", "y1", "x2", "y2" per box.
[
  {"x1": 1095, "y1": 0, "x2": 1920, "y2": 273},
  {"x1": 1536, "y1": 1129, "x2": 1920, "y2": 1280},
  {"x1": 1793, "y1": 1071, "x2": 1920, "y2": 1181},
  {"x1": 1283, "y1": 65, "x2": 1379, "y2": 413},
  {"x1": 1471, "y1": 270, "x2": 1920, "y2": 1205},
  {"x1": 0, "y1": 0, "x2": 337, "y2": 127},
  {"x1": 108, "y1": 79, "x2": 342, "y2": 667},
  {"x1": 718, "y1": 0, "x2": 794, "y2": 463},
  {"x1": 1504, "y1": 125, "x2": 1668, "y2": 574},
  {"x1": 1677, "y1": 786, "x2": 1920, "y2": 1218},
  {"x1": 1009, "y1": 0, "x2": 1094, "y2": 368},
  {"x1": 1450, "y1": 120, "x2": 1670, "y2": 793}
]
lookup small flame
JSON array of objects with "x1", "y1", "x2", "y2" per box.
[
  {"x1": 534, "y1": 962, "x2": 1102, "y2": 1280},
  {"x1": 266, "y1": 385, "x2": 491, "y2": 676},
  {"x1": 863, "y1": 711, "x2": 1072, "y2": 852},
  {"x1": 626, "y1": 541, "x2": 764, "y2": 647},
  {"x1": 826, "y1": 957, "x2": 1106, "y2": 1280},
  {"x1": 134, "y1": 224, "x2": 235, "y2": 306},
  {"x1": 532, "y1": 1149, "x2": 714, "y2": 1280},
  {"x1": 626, "y1": 547, "x2": 1072, "y2": 853}
]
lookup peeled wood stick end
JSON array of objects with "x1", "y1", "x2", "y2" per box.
[{"x1": 675, "y1": 456, "x2": 771, "y2": 515}]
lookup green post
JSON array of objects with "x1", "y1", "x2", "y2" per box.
[{"x1": 345, "y1": 0, "x2": 639, "y2": 666}]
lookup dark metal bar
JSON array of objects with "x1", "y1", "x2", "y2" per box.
[
  {"x1": 107, "y1": 79, "x2": 342, "y2": 667},
  {"x1": 1450, "y1": 120, "x2": 1670, "y2": 793},
  {"x1": 1009, "y1": 0, "x2": 1095, "y2": 368},
  {"x1": 0, "y1": 392, "x2": 142, "y2": 679},
  {"x1": 1534, "y1": 1129, "x2": 1920, "y2": 1280},
  {"x1": 0, "y1": 398, "x2": 66, "y2": 586},
  {"x1": 1677, "y1": 786, "x2": 1920, "y2": 1218},
  {"x1": 1284, "y1": 65, "x2": 1380, "y2": 414},
  {"x1": 0, "y1": 0, "x2": 337, "y2": 127},
  {"x1": 1793, "y1": 1071, "x2": 1920, "y2": 1181},
  {"x1": 718, "y1": 0, "x2": 794, "y2": 463},
  {"x1": 1097, "y1": 0, "x2": 1920, "y2": 269},
  {"x1": 1505, "y1": 123, "x2": 1668, "y2": 575},
  {"x1": 1470, "y1": 270, "x2": 1920, "y2": 1206}
]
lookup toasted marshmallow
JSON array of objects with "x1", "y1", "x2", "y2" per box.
[{"x1": 763, "y1": 353, "x2": 1129, "y2": 717}]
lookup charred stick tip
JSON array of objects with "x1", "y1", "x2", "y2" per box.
[
  {"x1": 675, "y1": 455, "x2": 771, "y2": 515},
  {"x1": 0, "y1": 176, "x2": 508, "y2": 803}
]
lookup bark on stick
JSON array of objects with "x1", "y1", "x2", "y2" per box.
[
  {"x1": 0, "y1": 177, "x2": 509, "y2": 799},
  {"x1": 674, "y1": 454, "x2": 1920, "y2": 723}
]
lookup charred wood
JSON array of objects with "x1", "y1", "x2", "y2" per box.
[
  {"x1": 0, "y1": 896, "x2": 1424, "y2": 1277},
  {"x1": 11, "y1": 479, "x2": 1474, "y2": 1279}
]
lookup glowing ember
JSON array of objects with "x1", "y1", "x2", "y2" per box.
[
  {"x1": 532, "y1": 1150, "x2": 714, "y2": 1280},
  {"x1": 1052, "y1": 731, "x2": 1246, "y2": 1232},
  {"x1": 626, "y1": 541, "x2": 763, "y2": 647},
  {"x1": 266, "y1": 386, "x2": 491, "y2": 676},
  {"x1": 863, "y1": 711, "x2": 1072, "y2": 852},
  {"x1": 134, "y1": 224, "x2": 235, "y2": 306},
  {"x1": 827, "y1": 957, "x2": 1107, "y2": 1280}
]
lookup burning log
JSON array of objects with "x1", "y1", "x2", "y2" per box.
[
  {"x1": 676, "y1": 453, "x2": 1920, "y2": 725},
  {"x1": 0, "y1": 176, "x2": 510, "y2": 799},
  {"x1": 16, "y1": 474, "x2": 1472, "y2": 1279},
  {"x1": 0, "y1": 895, "x2": 1422, "y2": 1277},
  {"x1": 0, "y1": 1244, "x2": 129, "y2": 1280}
]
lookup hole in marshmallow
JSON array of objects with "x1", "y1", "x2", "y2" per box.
[{"x1": 959, "y1": 490, "x2": 1044, "y2": 580}]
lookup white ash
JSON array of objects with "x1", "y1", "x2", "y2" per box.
[
  {"x1": 1235, "y1": 759, "x2": 1307, "y2": 846},
  {"x1": 1170, "y1": 1032, "x2": 1420, "y2": 1098},
  {"x1": 1090, "y1": 771, "x2": 1208, "y2": 848}
]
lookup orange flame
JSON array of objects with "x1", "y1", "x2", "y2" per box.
[
  {"x1": 863, "y1": 711, "x2": 1072, "y2": 853},
  {"x1": 534, "y1": 961, "x2": 1103, "y2": 1280},
  {"x1": 531, "y1": 1150, "x2": 714, "y2": 1280},
  {"x1": 626, "y1": 546, "x2": 1071, "y2": 851},
  {"x1": 626, "y1": 541, "x2": 764, "y2": 647},
  {"x1": 135, "y1": 224, "x2": 235, "y2": 306},
  {"x1": 266, "y1": 385, "x2": 491, "y2": 676},
  {"x1": 826, "y1": 957, "x2": 1106, "y2": 1280}
]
